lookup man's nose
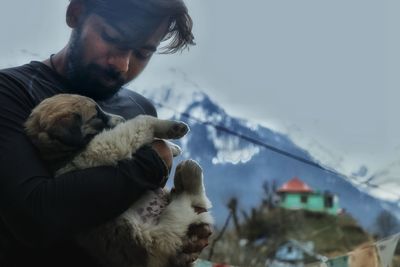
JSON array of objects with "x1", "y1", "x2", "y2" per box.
[{"x1": 107, "y1": 51, "x2": 132, "y2": 73}]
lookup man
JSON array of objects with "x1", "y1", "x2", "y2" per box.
[{"x1": 0, "y1": 0, "x2": 211, "y2": 266}]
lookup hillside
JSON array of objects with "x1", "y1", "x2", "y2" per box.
[{"x1": 204, "y1": 207, "x2": 372, "y2": 267}]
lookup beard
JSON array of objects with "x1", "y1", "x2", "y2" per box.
[{"x1": 65, "y1": 28, "x2": 126, "y2": 101}]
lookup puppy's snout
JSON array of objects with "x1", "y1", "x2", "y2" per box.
[
  {"x1": 95, "y1": 105, "x2": 125, "y2": 128},
  {"x1": 107, "y1": 114, "x2": 125, "y2": 128}
]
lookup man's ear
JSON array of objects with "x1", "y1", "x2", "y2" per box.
[{"x1": 66, "y1": 0, "x2": 87, "y2": 28}]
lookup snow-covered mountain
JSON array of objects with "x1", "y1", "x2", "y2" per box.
[{"x1": 135, "y1": 86, "x2": 400, "y2": 231}]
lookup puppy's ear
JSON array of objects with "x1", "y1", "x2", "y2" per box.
[{"x1": 47, "y1": 113, "x2": 86, "y2": 148}]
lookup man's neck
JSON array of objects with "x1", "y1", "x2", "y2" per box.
[{"x1": 42, "y1": 47, "x2": 69, "y2": 78}]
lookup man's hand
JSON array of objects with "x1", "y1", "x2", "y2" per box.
[{"x1": 151, "y1": 139, "x2": 173, "y2": 171}]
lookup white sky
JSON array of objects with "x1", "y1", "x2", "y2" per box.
[{"x1": 1, "y1": 0, "x2": 399, "y2": 200}]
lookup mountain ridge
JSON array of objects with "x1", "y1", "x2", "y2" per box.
[{"x1": 135, "y1": 86, "x2": 399, "y2": 231}]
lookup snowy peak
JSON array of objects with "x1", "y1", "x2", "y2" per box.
[{"x1": 132, "y1": 86, "x2": 399, "y2": 229}]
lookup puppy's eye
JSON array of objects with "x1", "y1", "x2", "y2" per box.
[
  {"x1": 89, "y1": 118, "x2": 107, "y2": 131},
  {"x1": 73, "y1": 113, "x2": 82, "y2": 121}
]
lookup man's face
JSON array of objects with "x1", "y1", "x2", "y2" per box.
[{"x1": 66, "y1": 14, "x2": 169, "y2": 100}]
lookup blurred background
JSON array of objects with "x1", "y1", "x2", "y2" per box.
[{"x1": 1, "y1": 1, "x2": 400, "y2": 266}]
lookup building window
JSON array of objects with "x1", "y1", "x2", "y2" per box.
[
  {"x1": 300, "y1": 195, "x2": 308, "y2": 204},
  {"x1": 325, "y1": 196, "x2": 333, "y2": 208}
]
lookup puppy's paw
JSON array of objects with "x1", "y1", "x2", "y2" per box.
[
  {"x1": 174, "y1": 160, "x2": 203, "y2": 195},
  {"x1": 167, "y1": 252, "x2": 198, "y2": 267},
  {"x1": 172, "y1": 160, "x2": 213, "y2": 210},
  {"x1": 167, "y1": 122, "x2": 189, "y2": 139},
  {"x1": 154, "y1": 120, "x2": 189, "y2": 139}
]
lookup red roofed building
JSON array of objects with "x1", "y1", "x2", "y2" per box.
[
  {"x1": 277, "y1": 177, "x2": 340, "y2": 215},
  {"x1": 277, "y1": 177, "x2": 313, "y2": 193}
]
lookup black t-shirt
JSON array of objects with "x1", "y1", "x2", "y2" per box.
[{"x1": 0, "y1": 61, "x2": 168, "y2": 266}]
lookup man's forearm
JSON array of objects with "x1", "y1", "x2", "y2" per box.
[{"x1": 0, "y1": 146, "x2": 168, "y2": 247}]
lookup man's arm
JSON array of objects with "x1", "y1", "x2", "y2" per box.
[{"x1": 0, "y1": 93, "x2": 168, "y2": 247}]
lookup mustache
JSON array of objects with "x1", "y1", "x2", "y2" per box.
[
  {"x1": 94, "y1": 65, "x2": 123, "y2": 81},
  {"x1": 67, "y1": 62, "x2": 124, "y2": 83}
]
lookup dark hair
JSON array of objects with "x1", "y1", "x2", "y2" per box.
[{"x1": 71, "y1": 0, "x2": 195, "y2": 53}]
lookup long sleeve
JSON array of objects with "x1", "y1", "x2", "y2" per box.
[{"x1": 0, "y1": 86, "x2": 168, "y2": 247}]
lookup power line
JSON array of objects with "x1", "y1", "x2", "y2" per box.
[{"x1": 152, "y1": 101, "x2": 400, "y2": 201}]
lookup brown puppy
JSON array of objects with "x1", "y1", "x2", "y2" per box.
[
  {"x1": 24, "y1": 94, "x2": 213, "y2": 267},
  {"x1": 25, "y1": 94, "x2": 124, "y2": 171}
]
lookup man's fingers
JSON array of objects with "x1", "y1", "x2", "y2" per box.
[{"x1": 151, "y1": 140, "x2": 173, "y2": 170}]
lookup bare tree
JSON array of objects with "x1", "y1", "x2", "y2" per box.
[
  {"x1": 262, "y1": 179, "x2": 279, "y2": 209},
  {"x1": 375, "y1": 210, "x2": 400, "y2": 238},
  {"x1": 228, "y1": 197, "x2": 241, "y2": 236}
]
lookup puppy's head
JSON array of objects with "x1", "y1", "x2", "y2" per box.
[{"x1": 25, "y1": 94, "x2": 125, "y2": 152}]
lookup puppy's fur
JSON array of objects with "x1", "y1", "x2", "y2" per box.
[{"x1": 25, "y1": 94, "x2": 213, "y2": 267}]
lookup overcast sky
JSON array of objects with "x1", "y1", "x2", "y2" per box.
[{"x1": 1, "y1": 0, "x2": 399, "y2": 200}]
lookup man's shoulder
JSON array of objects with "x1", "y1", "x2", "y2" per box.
[
  {"x1": 99, "y1": 88, "x2": 158, "y2": 119},
  {"x1": 0, "y1": 61, "x2": 69, "y2": 107},
  {"x1": 0, "y1": 62, "x2": 41, "y2": 109},
  {"x1": 0, "y1": 63, "x2": 48, "y2": 126},
  {"x1": 0, "y1": 61, "x2": 52, "y2": 94},
  {"x1": 0, "y1": 62, "x2": 41, "y2": 81}
]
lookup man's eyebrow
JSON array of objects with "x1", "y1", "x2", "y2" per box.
[
  {"x1": 104, "y1": 21, "x2": 159, "y2": 52},
  {"x1": 111, "y1": 29, "x2": 157, "y2": 52},
  {"x1": 107, "y1": 24, "x2": 157, "y2": 52}
]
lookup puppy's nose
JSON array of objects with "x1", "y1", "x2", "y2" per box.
[{"x1": 107, "y1": 114, "x2": 125, "y2": 127}]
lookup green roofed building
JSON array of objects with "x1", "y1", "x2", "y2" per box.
[{"x1": 277, "y1": 177, "x2": 340, "y2": 215}]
